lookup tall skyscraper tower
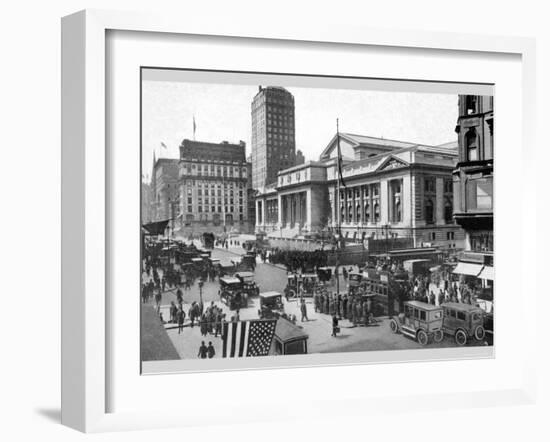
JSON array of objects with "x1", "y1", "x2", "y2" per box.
[{"x1": 251, "y1": 86, "x2": 296, "y2": 189}]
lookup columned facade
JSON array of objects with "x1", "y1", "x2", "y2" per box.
[{"x1": 255, "y1": 132, "x2": 467, "y2": 250}]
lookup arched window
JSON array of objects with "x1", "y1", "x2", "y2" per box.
[
  {"x1": 425, "y1": 199, "x2": 434, "y2": 224},
  {"x1": 348, "y1": 205, "x2": 353, "y2": 222},
  {"x1": 466, "y1": 128, "x2": 478, "y2": 161},
  {"x1": 356, "y1": 204, "x2": 361, "y2": 222},
  {"x1": 364, "y1": 203, "x2": 370, "y2": 223}
]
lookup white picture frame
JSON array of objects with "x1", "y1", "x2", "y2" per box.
[{"x1": 61, "y1": 9, "x2": 537, "y2": 433}]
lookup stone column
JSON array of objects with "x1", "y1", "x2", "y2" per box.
[
  {"x1": 435, "y1": 177, "x2": 445, "y2": 225},
  {"x1": 379, "y1": 179, "x2": 389, "y2": 225},
  {"x1": 277, "y1": 195, "x2": 282, "y2": 228}
]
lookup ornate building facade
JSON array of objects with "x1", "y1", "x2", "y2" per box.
[
  {"x1": 255, "y1": 132, "x2": 466, "y2": 250},
  {"x1": 177, "y1": 139, "x2": 251, "y2": 234},
  {"x1": 452, "y1": 95, "x2": 494, "y2": 281}
]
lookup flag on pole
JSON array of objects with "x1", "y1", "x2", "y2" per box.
[
  {"x1": 193, "y1": 116, "x2": 197, "y2": 140},
  {"x1": 222, "y1": 319, "x2": 277, "y2": 358},
  {"x1": 336, "y1": 122, "x2": 347, "y2": 188},
  {"x1": 160, "y1": 141, "x2": 167, "y2": 150}
]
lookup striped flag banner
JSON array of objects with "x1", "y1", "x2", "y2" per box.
[{"x1": 222, "y1": 319, "x2": 277, "y2": 358}]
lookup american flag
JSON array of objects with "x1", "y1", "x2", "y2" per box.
[{"x1": 222, "y1": 319, "x2": 277, "y2": 358}]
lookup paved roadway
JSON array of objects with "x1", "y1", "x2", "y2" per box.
[{"x1": 145, "y1": 244, "x2": 490, "y2": 360}]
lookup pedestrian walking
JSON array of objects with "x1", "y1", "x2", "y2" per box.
[
  {"x1": 300, "y1": 299, "x2": 309, "y2": 322},
  {"x1": 169, "y1": 301, "x2": 177, "y2": 323},
  {"x1": 214, "y1": 311, "x2": 223, "y2": 337},
  {"x1": 200, "y1": 313, "x2": 208, "y2": 337},
  {"x1": 154, "y1": 290, "x2": 162, "y2": 314},
  {"x1": 207, "y1": 342, "x2": 215, "y2": 359},
  {"x1": 177, "y1": 308, "x2": 186, "y2": 334},
  {"x1": 331, "y1": 314, "x2": 339, "y2": 337},
  {"x1": 197, "y1": 341, "x2": 208, "y2": 359}
]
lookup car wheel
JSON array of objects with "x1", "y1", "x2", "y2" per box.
[
  {"x1": 417, "y1": 329, "x2": 429, "y2": 346},
  {"x1": 474, "y1": 325, "x2": 485, "y2": 341},
  {"x1": 455, "y1": 329, "x2": 467, "y2": 346},
  {"x1": 390, "y1": 319, "x2": 399, "y2": 334},
  {"x1": 433, "y1": 330, "x2": 444, "y2": 343}
]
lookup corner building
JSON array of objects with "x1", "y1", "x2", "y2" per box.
[
  {"x1": 452, "y1": 95, "x2": 494, "y2": 284},
  {"x1": 177, "y1": 139, "x2": 251, "y2": 235},
  {"x1": 251, "y1": 86, "x2": 296, "y2": 189}
]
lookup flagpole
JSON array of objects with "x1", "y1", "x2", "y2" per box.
[{"x1": 335, "y1": 118, "x2": 341, "y2": 296}]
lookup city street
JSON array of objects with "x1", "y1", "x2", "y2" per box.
[{"x1": 144, "y1": 244, "x2": 488, "y2": 360}]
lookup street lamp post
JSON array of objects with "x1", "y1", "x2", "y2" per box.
[
  {"x1": 381, "y1": 223, "x2": 392, "y2": 258},
  {"x1": 198, "y1": 278, "x2": 204, "y2": 306}
]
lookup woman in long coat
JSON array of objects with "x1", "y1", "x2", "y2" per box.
[
  {"x1": 355, "y1": 300, "x2": 363, "y2": 325},
  {"x1": 200, "y1": 313, "x2": 208, "y2": 337}
]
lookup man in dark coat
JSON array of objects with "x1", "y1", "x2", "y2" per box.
[
  {"x1": 197, "y1": 341, "x2": 208, "y2": 359},
  {"x1": 300, "y1": 299, "x2": 309, "y2": 322},
  {"x1": 207, "y1": 342, "x2": 216, "y2": 359},
  {"x1": 177, "y1": 308, "x2": 186, "y2": 334},
  {"x1": 331, "y1": 314, "x2": 339, "y2": 337}
]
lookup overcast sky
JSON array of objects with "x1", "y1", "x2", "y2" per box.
[{"x1": 141, "y1": 81, "x2": 459, "y2": 180}]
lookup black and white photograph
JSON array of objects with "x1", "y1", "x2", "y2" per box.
[{"x1": 140, "y1": 68, "x2": 494, "y2": 368}]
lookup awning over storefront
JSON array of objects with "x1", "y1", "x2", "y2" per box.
[
  {"x1": 452, "y1": 262, "x2": 483, "y2": 277},
  {"x1": 478, "y1": 265, "x2": 494, "y2": 281},
  {"x1": 142, "y1": 220, "x2": 170, "y2": 235}
]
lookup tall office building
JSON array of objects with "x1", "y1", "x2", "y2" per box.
[
  {"x1": 251, "y1": 86, "x2": 296, "y2": 189},
  {"x1": 177, "y1": 139, "x2": 250, "y2": 234}
]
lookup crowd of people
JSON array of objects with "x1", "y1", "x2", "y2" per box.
[{"x1": 267, "y1": 248, "x2": 328, "y2": 273}]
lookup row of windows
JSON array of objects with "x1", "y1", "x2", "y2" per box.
[
  {"x1": 426, "y1": 231, "x2": 455, "y2": 241},
  {"x1": 184, "y1": 213, "x2": 243, "y2": 224},
  {"x1": 184, "y1": 181, "x2": 245, "y2": 188},
  {"x1": 187, "y1": 205, "x2": 244, "y2": 214},
  {"x1": 335, "y1": 196, "x2": 453, "y2": 225},
  {"x1": 424, "y1": 197, "x2": 453, "y2": 224},
  {"x1": 425, "y1": 177, "x2": 453, "y2": 194},
  {"x1": 188, "y1": 197, "x2": 244, "y2": 204}
]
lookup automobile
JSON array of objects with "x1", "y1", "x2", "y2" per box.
[
  {"x1": 219, "y1": 277, "x2": 247, "y2": 310},
  {"x1": 258, "y1": 291, "x2": 284, "y2": 319},
  {"x1": 235, "y1": 271, "x2": 260, "y2": 297},
  {"x1": 284, "y1": 274, "x2": 300, "y2": 299},
  {"x1": 207, "y1": 257, "x2": 221, "y2": 267},
  {"x1": 191, "y1": 257, "x2": 205, "y2": 270},
  {"x1": 219, "y1": 260, "x2": 235, "y2": 277},
  {"x1": 317, "y1": 266, "x2": 332, "y2": 283},
  {"x1": 348, "y1": 271, "x2": 363, "y2": 295},
  {"x1": 283, "y1": 273, "x2": 317, "y2": 298},
  {"x1": 241, "y1": 252, "x2": 257, "y2": 270},
  {"x1": 389, "y1": 300, "x2": 444, "y2": 346},
  {"x1": 300, "y1": 274, "x2": 318, "y2": 297},
  {"x1": 441, "y1": 302, "x2": 486, "y2": 346}
]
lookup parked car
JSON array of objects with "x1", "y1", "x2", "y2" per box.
[
  {"x1": 389, "y1": 300, "x2": 444, "y2": 346},
  {"x1": 235, "y1": 271, "x2": 260, "y2": 297},
  {"x1": 258, "y1": 291, "x2": 284, "y2": 319},
  {"x1": 441, "y1": 302, "x2": 486, "y2": 346},
  {"x1": 219, "y1": 277, "x2": 247, "y2": 310}
]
